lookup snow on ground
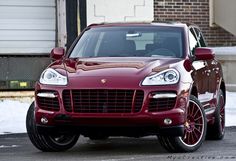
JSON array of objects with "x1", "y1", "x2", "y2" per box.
[
  {"x1": 0, "y1": 98, "x2": 32, "y2": 135},
  {"x1": 0, "y1": 92, "x2": 236, "y2": 135},
  {"x1": 225, "y1": 91, "x2": 236, "y2": 126}
]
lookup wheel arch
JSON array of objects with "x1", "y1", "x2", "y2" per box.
[
  {"x1": 220, "y1": 80, "x2": 226, "y2": 104},
  {"x1": 190, "y1": 85, "x2": 198, "y2": 98}
]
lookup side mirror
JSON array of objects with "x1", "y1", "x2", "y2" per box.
[
  {"x1": 195, "y1": 47, "x2": 215, "y2": 60},
  {"x1": 50, "y1": 47, "x2": 65, "y2": 60}
]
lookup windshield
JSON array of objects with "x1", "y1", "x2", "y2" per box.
[{"x1": 70, "y1": 26, "x2": 184, "y2": 58}]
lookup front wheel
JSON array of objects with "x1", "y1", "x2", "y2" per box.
[
  {"x1": 26, "y1": 102, "x2": 79, "y2": 152},
  {"x1": 158, "y1": 95, "x2": 207, "y2": 152}
]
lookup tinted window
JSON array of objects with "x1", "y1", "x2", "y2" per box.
[
  {"x1": 194, "y1": 28, "x2": 206, "y2": 47},
  {"x1": 70, "y1": 26, "x2": 184, "y2": 58},
  {"x1": 189, "y1": 28, "x2": 199, "y2": 54}
]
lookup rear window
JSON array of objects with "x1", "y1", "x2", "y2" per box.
[{"x1": 70, "y1": 26, "x2": 184, "y2": 58}]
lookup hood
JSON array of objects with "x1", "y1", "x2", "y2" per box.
[{"x1": 50, "y1": 57, "x2": 182, "y2": 77}]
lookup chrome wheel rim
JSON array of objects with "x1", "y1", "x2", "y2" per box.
[{"x1": 180, "y1": 100, "x2": 205, "y2": 147}]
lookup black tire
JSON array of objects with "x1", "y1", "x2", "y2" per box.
[
  {"x1": 26, "y1": 102, "x2": 79, "y2": 152},
  {"x1": 206, "y1": 89, "x2": 225, "y2": 140},
  {"x1": 158, "y1": 95, "x2": 207, "y2": 152}
]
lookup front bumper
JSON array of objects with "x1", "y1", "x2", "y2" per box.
[
  {"x1": 34, "y1": 81, "x2": 190, "y2": 136},
  {"x1": 35, "y1": 107, "x2": 185, "y2": 127},
  {"x1": 36, "y1": 123, "x2": 184, "y2": 137}
]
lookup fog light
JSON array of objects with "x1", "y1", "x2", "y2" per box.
[
  {"x1": 41, "y1": 117, "x2": 48, "y2": 124},
  {"x1": 164, "y1": 118, "x2": 172, "y2": 125}
]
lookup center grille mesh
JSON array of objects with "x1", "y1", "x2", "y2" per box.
[{"x1": 62, "y1": 89, "x2": 144, "y2": 113}]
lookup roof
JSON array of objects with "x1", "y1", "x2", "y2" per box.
[{"x1": 88, "y1": 21, "x2": 188, "y2": 28}]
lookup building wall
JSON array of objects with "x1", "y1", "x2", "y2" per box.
[
  {"x1": 213, "y1": 47, "x2": 236, "y2": 91},
  {"x1": 213, "y1": 0, "x2": 236, "y2": 36},
  {"x1": 0, "y1": 0, "x2": 56, "y2": 89},
  {"x1": 0, "y1": 0, "x2": 56, "y2": 55},
  {"x1": 154, "y1": 0, "x2": 236, "y2": 47},
  {"x1": 86, "y1": 0, "x2": 153, "y2": 25}
]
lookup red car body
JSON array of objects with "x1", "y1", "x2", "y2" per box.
[{"x1": 27, "y1": 22, "x2": 226, "y2": 152}]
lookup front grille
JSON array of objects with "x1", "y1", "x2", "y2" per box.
[
  {"x1": 37, "y1": 96, "x2": 60, "y2": 111},
  {"x1": 62, "y1": 89, "x2": 144, "y2": 113},
  {"x1": 62, "y1": 90, "x2": 72, "y2": 112},
  {"x1": 148, "y1": 97, "x2": 176, "y2": 112}
]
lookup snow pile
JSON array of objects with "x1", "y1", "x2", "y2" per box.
[
  {"x1": 0, "y1": 99, "x2": 31, "y2": 135},
  {"x1": 0, "y1": 91, "x2": 236, "y2": 135},
  {"x1": 225, "y1": 91, "x2": 236, "y2": 126}
]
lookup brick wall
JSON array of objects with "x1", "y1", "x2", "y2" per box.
[{"x1": 154, "y1": 0, "x2": 236, "y2": 46}]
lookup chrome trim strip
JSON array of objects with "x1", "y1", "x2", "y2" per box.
[
  {"x1": 37, "y1": 93, "x2": 57, "y2": 98},
  {"x1": 38, "y1": 109, "x2": 55, "y2": 114},
  {"x1": 152, "y1": 93, "x2": 177, "y2": 99}
]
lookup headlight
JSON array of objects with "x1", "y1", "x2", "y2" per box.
[
  {"x1": 39, "y1": 68, "x2": 67, "y2": 85},
  {"x1": 142, "y1": 69, "x2": 179, "y2": 86}
]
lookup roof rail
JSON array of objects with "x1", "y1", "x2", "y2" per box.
[
  {"x1": 87, "y1": 21, "x2": 153, "y2": 26},
  {"x1": 87, "y1": 23, "x2": 105, "y2": 27},
  {"x1": 152, "y1": 20, "x2": 183, "y2": 24}
]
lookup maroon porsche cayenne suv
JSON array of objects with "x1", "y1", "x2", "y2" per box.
[{"x1": 26, "y1": 22, "x2": 225, "y2": 152}]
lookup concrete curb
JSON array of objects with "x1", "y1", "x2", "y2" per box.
[{"x1": 0, "y1": 133, "x2": 28, "y2": 138}]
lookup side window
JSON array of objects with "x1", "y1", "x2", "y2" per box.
[
  {"x1": 194, "y1": 28, "x2": 206, "y2": 47},
  {"x1": 189, "y1": 27, "x2": 199, "y2": 54}
]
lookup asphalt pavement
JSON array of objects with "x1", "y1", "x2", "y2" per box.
[{"x1": 0, "y1": 127, "x2": 236, "y2": 161}]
